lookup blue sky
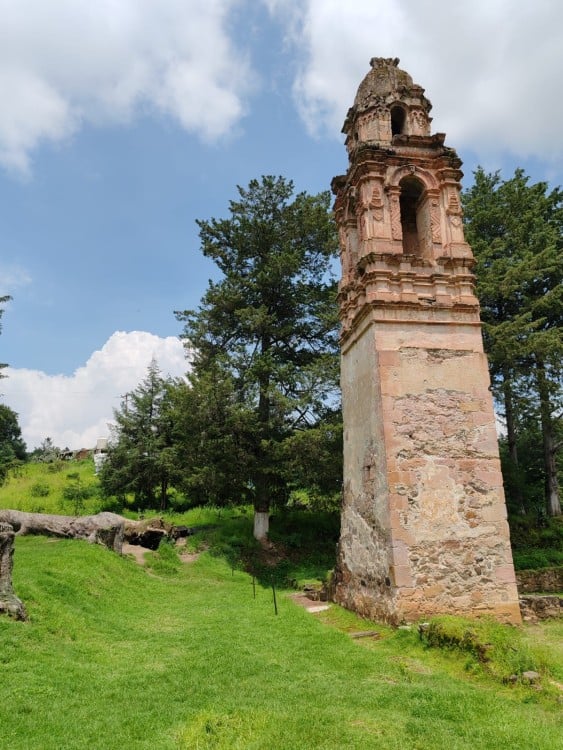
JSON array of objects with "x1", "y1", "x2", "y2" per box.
[{"x1": 0, "y1": 0, "x2": 562, "y2": 449}]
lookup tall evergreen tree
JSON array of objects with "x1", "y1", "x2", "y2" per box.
[
  {"x1": 176, "y1": 176, "x2": 339, "y2": 538},
  {"x1": 100, "y1": 360, "x2": 177, "y2": 510},
  {"x1": 463, "y1": 168, "x2": 562, "y2": 516},
  {"x1": 170, "y1": 364, "x2": 257, "y2": 507}
]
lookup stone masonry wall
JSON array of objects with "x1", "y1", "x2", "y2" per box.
[
  {"x1": 336, "y1": 321, "x2": 395, "y2": 619},
  {"x1": 335, "y1": 314, "x2": 521, "y2": 625},
  {"x1": 516, "y1": 567, "x2": 563, "y2": 594}
]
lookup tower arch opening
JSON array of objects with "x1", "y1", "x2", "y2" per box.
[
  {"x1": 399, "y1": 176, "x2": 427, "y2": 256},
  {"x1": 391, "y1": 105, "x2": 407, "y2": 136}
]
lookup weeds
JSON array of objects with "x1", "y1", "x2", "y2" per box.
[{"x1": 419, "y1": 615, "x2": 550, "y2": 683}]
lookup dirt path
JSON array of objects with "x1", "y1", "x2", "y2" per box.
[
  {"x1": 122, "y1": 540, "x2": 201, "y2": 567},
  {"x1": 122, "y1": 542, "x2": 148, "y2": 565}
]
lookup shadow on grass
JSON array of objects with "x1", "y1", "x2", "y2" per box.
[{"x1": 189, "y1": 508, "x2": 340, "y2": 589}]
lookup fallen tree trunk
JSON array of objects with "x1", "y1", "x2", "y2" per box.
[
  {"x1": 0, "y1": 510, "x2": 200, "y2": 554},
  {"x1": 0, "y1": 522, "x2": 27, "y2": 621},
  {"x1": 0, "y1": 512, "x2": 198, "y2": 618},
  {"x1": 0, "y1": 510, "x2": 125, "y2": 553}
]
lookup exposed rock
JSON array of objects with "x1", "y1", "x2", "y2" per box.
[
  {"x1": 519, "y1": 595, "x2": 562, "y2": 622},
  {"x1": 516, "y1": 567, "x2": 563, "y2": 594},
  {"x1": 522, "y1": 671, "x2": 541, "y2": 684},
  {"x1": 123, "y1": 518, "x2": 168, "y2": 550},
  {"x1": 122, "y1": 518, "x2": 215, "y2": 549}
]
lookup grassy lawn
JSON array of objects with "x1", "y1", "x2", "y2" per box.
[
  {"x1": 0, "y1": 459, "x2": 101, "y2": 515},
  {"x1": 1, "y1": 534, "x2": 562, "y2": 750}
]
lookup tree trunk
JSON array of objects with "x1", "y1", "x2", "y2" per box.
[
  {"x1": 160, "y1": 479, "x2": 167, "y2": 511},
  {"x1": 253, "y1": 336, "x2": 271, "y2": 540},
  {"x1": 536, "y1": 360, "x2": 561, "y2": 516},
  {"x1": 0, "y1": 510, "x2": 125, "y2": 552},
  {"x1": 0, "y1": 522, "x2": 27, "y2": 620},
  {"x1": 502, "y1": 374, "x2": 525, "y2": 514},
  {"x1": 253, "y1": 510, "x2": 269, "y2": 540},
  {"x1": 0, "y1": 510, "x2": 195, "y2": 552}
]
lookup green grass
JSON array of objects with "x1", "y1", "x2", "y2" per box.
[
  {"x1": 1, "y1": 535, "x2": 562, "y2": 749},
  {"x1": 510, "y1": 515, "x2": 563, "y2": 570},
  {"x1": 0, "y1": 459, "x2": 101, "y2": 515},
  {"x1": 1, "y1": 460, "x2": 562, "y2": 746}
]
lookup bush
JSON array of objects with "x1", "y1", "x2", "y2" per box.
[
  {"x1": 513, "y1": 549, "x2": 563, "y2": 570},
  {"x1": 96, "y1": 495, "x2": 125, "y2": 514},
  {"x1": 30, "y1": 482, "x2": 51, "y2": 498},
  {"x1": 509, "y1": 514, "x2": 563, "y2": 569},
  {"x1": 419, "y1": 616, "x2": 548, "y2": 682}
]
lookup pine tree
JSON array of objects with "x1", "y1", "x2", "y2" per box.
[
  {"x1": 100, "y1": 360, "x2": 177, "y2": 510},
  {"x1": 463, "y1": 168, "x2": 562, "y2": 516},
  {"x1": 176, "y1": 176, "x2": 339, "y2": 538}
]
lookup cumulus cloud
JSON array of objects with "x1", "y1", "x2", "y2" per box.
[
  {"x1": 0, "y1": 331, "x2": 188, "y2": 450},
  {"x1": 0, "y1": 0, "x2": 254, "y2": 175},
  {"x1": 267, "y1": 0, "x2": 563, "y2": 163}
]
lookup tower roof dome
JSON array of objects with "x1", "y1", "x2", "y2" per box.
[
  {"x1": 342, "y1": 57, "x2": 433, "y2": 141},
  {"x1": 353, "y1": 57, "x2": 415, "y2": 111}
]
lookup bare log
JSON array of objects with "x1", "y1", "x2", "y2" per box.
[
  {"x1": 0, "y1": 510, "x2": 204, "y2": 554},
  {"x1": 0, "y1": 510, "x2": 124, "y2": 553},
  {"x1": 0, "y1": 522, "x2": 27, "y2": 621},
  {"x1": 122, "y1": 518, "x2": 205, "y2": 549}
]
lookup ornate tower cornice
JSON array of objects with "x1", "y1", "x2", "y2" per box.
[{"x1": 333, "y1": 58, "x2": 479, "y2": 343}]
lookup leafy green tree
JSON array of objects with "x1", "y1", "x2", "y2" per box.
[
  {"x1": 100, "y1": 360, "x2": 177, "y2": 510},
  {"x1": 463, "y1": 168, "x2": 562, "y2": 516},
  {"x1": 30, "y1": 436, "x2": 61, "y2": 463},
  {"x1": 280, "y1": 409, "x2": 343, "y2": 511},
  {"x1": 0, "y1": 404, "x2": 27, "y2": 484},
  {"x1": 176, "y1": 176, "x2": 339, "y2": 538}
]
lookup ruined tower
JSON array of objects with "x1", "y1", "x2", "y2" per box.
[{"x1": 332, "y1": 58, "x2": 521, "y2": 624}]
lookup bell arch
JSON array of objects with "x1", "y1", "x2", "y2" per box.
[
  {"x1": 387, "y1": 164, "x2": 440, "y2": 192},
  {"x1": 390, "y1": 104, "x2": 407, "y2": 136},
  {"x1": 399, "y1": 177, "x2": 426, "y2": 256}
]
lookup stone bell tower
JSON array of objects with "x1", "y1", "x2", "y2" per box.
[{"x1": 332, "y1": 58, "x2": 520, "y2": 624}]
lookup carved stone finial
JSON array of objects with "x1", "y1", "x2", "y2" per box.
[{"x1": 370, "y1": 57, "x2": 400, "y2": 68}]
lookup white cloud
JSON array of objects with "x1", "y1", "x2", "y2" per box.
[
  {"x1": 267, "y1": 0, "x2": 563, "y2": 164},
  {"x1": 0, "y1": 264, "x2": 32, "y2": 292},
  {"x1": 0, "y1": 330, "x2": 188, "y2": 450},
  {"x1": 0, "y1": 0, "x2": 254, "y2": 175}
]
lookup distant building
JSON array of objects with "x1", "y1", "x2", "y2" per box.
[{"x1": 93, "y1": 437, "x2": 108, "y2": 474}]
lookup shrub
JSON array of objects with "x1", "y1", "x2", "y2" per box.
[
  {"x1": 513, "y1": 549, "x2": 563, "y2": 570},
  {"x1": 419, "y1": 615, "x2": 549, "y2": 682},
  {"x1": 30, "y1": 482, "x2": 51, "y2": 498}
]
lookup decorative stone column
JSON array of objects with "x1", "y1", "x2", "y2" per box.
[
  {"x1": 332, "y1": 58, "x2": 521, "y2": 625},
  {"x1": 0, "y1": 522, "x2": 27, "y2": 621}
]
